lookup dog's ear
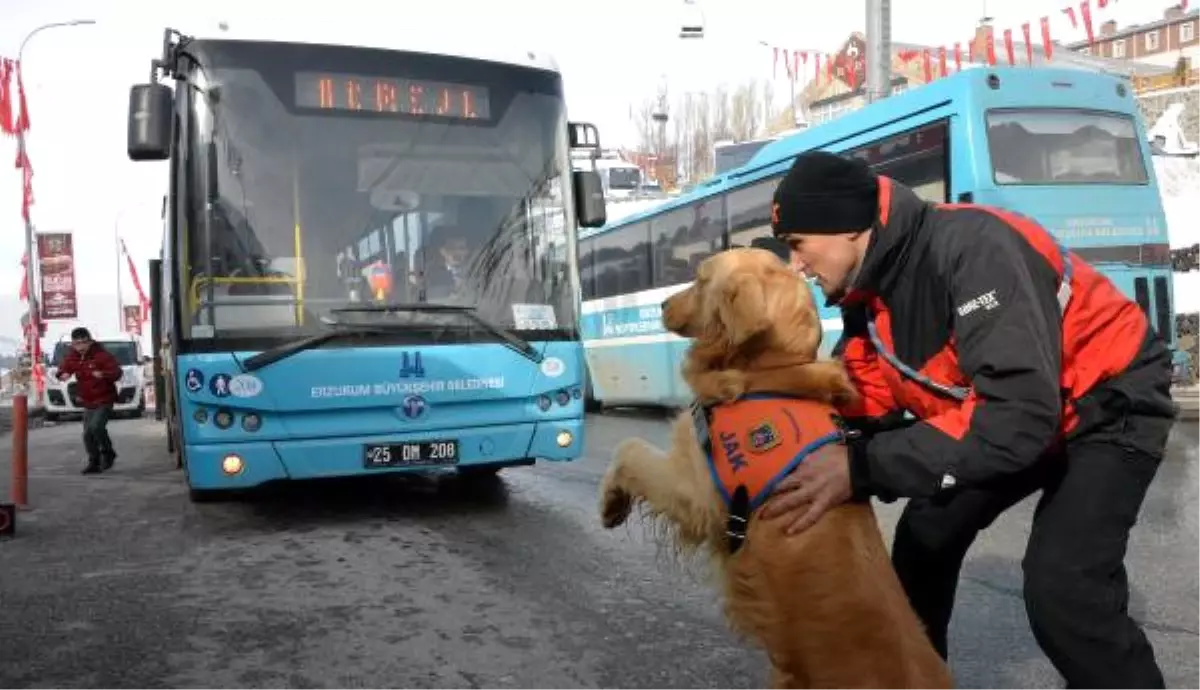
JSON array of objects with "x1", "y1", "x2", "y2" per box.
[{"x1": 714, "y1": 272, "x2": 771, "y2": 346}]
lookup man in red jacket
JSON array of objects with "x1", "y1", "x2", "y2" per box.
[
  {"x1": 55, "y1": 327, "x2": 123, "y2": 474},
  {"x1": 760, "y1": 151, "x2": 1175, "y2": 688}
]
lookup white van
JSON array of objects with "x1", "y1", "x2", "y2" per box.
[{"x1": 43, "y1": 333, "x2": 148, "y2": 421}]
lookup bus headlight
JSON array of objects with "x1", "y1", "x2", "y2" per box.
[
  {"x1": 193, "y1": 408, "x2": 208, "y2": 424},
  {"x1": 556, "y1": 430, "x2": 573, "y2": 448},
  {"x1": 242, "y1": 413, "x2": 262, "y2": 432},
  {"x1": 221, "y1": 454, "x2": 244, "y2": 475}
]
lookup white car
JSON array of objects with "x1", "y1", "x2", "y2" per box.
[{"x1": 43, "y1": 334, "x2": 149, "y2": 421}]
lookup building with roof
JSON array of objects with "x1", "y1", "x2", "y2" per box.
[
  {"x1": 789, "y1": 21, "x2": 1177, "y2": 128},
  {"x1": 1066, "y1": 4, "x2": 1198, "y2": 69}
]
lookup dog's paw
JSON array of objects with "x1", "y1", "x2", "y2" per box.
[{"x1": 600, "y1": 485, "x2": 634, "y2": 529}]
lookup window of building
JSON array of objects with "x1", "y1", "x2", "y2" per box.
[
  {"x1": 1146, "y1": 30, "x2": 1161, "y2": 51},
  {"x1": 1181, "y1": 21, "x2": 1195, "y2": 43},
  {"x1": 1113, "y1": 39, "x2": 1126, "y2": 58}
]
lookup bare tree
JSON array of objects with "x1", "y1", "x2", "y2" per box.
[{"x1": 627, "y1": 76, "x2": 783, "y2": 186}]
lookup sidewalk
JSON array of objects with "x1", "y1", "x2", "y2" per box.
[{"x1": 1174, "y1": 385, "x2": 1199, "y2": 421}]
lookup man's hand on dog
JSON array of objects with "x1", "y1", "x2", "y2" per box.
[{"x1": 760, "y1": 444, "x2": 852, "y2": 535}]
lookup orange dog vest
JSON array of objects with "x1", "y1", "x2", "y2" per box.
[{"x1": 692, "y1": 393, "x2": 847, "y2": 513}]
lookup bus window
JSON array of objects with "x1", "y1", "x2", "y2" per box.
[
  {"x1": 726, "y1": 176, "x2": 783, "y2": 248},
  {"x1": 579, "y1": 238, "x2": 596, "y2": 300},
  {"x1": 846, "y1": 120, "x2": 950, "y2": 202},
  {"x1": 985, "y1": 109, "x2": 1149, "y2": 185},
  {"x1": 592, "y1": 222, "x2": 651, "y2": 299},
  {"x1": 650, "y1": 206, "x2": 696, "y2": 288}
]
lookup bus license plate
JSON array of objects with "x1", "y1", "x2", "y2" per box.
[{"x1": 363, "y1": 440, "x2": 459, "y2": 468}]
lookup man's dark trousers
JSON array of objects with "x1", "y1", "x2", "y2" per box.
[
  {"x1": 889, "y1": 410, "x2": 1170, "y2": 689},
  {"x1": 83, "y1": 404, "x2": 116, "y2": 469}
]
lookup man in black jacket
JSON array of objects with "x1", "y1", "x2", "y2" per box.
[{"x1": 759, "y1": 151, "x2": 1176, "y2": 688}]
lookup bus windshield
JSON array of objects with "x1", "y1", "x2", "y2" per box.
[
  {"x1": 183, "y1": 40, "x2": 576, "y2": 346},
  {"x1": 986, "y1": 109, "x2": 1149, "y2": 185}
]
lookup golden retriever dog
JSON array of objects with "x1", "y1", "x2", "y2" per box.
[{"x1": 598, "y1": 248, "x2": 952, "y2": 689}]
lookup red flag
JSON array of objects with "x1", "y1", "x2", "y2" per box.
[
  {"x1": 814, "y1": 54, "x2": 822, "y2": 82},
  {"x1": 773, "y1": 47, "x2": 780, "y2": 79},
  {"x1": 18, "y1": 253, "x2": 28, "y2": 300},
  {"x1": 784, "y1": 49, "x2": 794, "y2": 79},
  {"x1": 938, "y1": 46, "x2": 948, "y2": 77},
  {"x1": 120, "y1": 239, "x2": 151, "y2": 322},
  {"x1": 13, "y1": 61, "x2": 28, "y2": 133},
  {"x1": 0, "y1": 59, "x2": 12, "y2": 135},
  {"x1": 1022, "y1": 23, "x2": 1034, "y2": 64},
  {"x1": 793, "y1": 50, "x2": 801, "y2": 81},
  {"x1": 954, "y1": 42, "x2": 963, "y2": 71},
  {"x1": 986, "y1": 29, "x2": 997, "y2": 65},
  {"x1": 1003, "y1": 29, "x2": 1015, "y2": 65},
  {"x1": 1041, "y1": 16, "x2": 1055, "y2": 60},
  {"x1": 825, "y1": 54, "x2": 834, "y2": 82},
  {"x1": 1063, "y1": 6, "x2": 1079, "y2": 28},
  {"x1": 1080, "y1": 1, "x2": 1096, "y2": 44},
  {"x1": 922, "y1": 49, "x2": 933, "y2": 82},
  {"x1": 1096, "y1": 0, "x2": 1108, "y2": 7}
]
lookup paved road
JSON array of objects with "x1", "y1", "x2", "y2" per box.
[{"x1": 0, "y1": 413, "x2": 1196, "y2": 688}]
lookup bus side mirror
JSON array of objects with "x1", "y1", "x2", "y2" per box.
[
  {"x1": 573, "y1": 170, "x2": 607, "y2": 228},
  {"x1": 128, "y1": 83, "x2": 173, "y2": 161},
  {"x1": 569, "y1": 122, "x2": 601, "y2": 150}
]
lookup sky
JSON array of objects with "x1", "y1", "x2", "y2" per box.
[{"x1": 0, "y1": 0, "x2": 1178, "y2": 347}]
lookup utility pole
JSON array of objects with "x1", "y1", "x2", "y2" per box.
[{"x1": 865, "y1": 0, "x2": 892, "y2": 104}]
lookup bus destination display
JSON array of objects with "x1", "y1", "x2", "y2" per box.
[{"x1": 295, "y1": 72, "x2": 491, "y2": 120}]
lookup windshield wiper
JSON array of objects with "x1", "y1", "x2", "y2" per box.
[
  {"x1": 241, "y1": 324, "x2": 397, "y2": 372},
  {"x1": 330, "y1": 303, "x2": 543, "y2": 364}
]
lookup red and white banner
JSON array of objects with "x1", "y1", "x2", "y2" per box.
[
  {"x1": 36, "y1": 231, "x2": 78, "y2": 320},
  {"x1": 782, "y1": 0, "x2": 1137, "y2": 88}
]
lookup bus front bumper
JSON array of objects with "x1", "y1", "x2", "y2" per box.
[{"x1": 183, "y1": 418, "x2": 585, "y2": 490}]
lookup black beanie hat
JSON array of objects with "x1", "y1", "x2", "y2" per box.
[{"x1": 770, "y1": 151, "x2": 880, "y2": 236}]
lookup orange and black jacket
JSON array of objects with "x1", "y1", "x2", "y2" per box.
[{"x1": 835, "y1": 178, "x2": 1176, "y2": 501}]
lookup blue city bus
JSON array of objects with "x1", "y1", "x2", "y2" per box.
[
  {"x1": 580, "y1": 66, "x2": 1180, "y2": 409},
  {"x1": 126, "y1": 27, "x2": 607, "y2": 501}
]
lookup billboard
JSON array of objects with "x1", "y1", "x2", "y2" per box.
[
  {"x1": 123, "y1": 305, "x2": 142, "y2": 336},
  {"x1": 36, "y1": 231, "x2": 78, "y2": 320}
]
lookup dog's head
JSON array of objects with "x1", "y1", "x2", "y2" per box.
[{"x1": 663, "y1": 247, "x2": 823, "y2": 363}]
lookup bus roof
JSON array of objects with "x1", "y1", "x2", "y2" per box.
[
  {"x1": 187, "y1": 27, "x2": 561, "y2": 73},
  {"x1": 584, "y1": 66, "x2": 1141, "y2": 237}
]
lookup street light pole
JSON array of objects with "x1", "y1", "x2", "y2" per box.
[
  {"x1": 16, "y1": 20, "x2": 96, "y2": 360},
  {"x1": 865, "y1": 0, "x2": 892, "y2": 104},
  {"x1": 10, "y1": 18, "x2": 96, "y2": 509}
]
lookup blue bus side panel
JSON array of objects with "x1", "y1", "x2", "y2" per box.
[
  {"x1": 175, "y1": 340, "x2": 586, "y2": 489},
  {"x1": 582, "y1": 294, "x2": 842, "y2": 408}
]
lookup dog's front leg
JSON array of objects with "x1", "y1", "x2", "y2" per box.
[{"x1": 599, "y1": 436, "x2": 711, "y2": 541}]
